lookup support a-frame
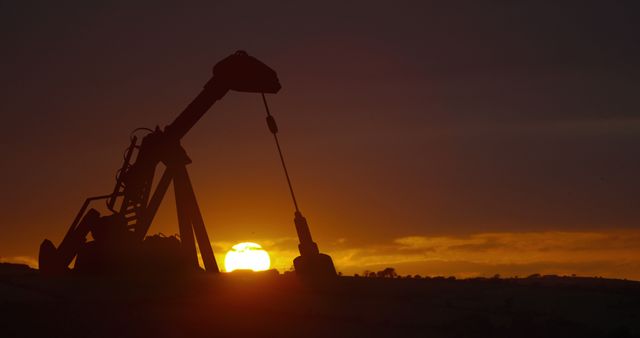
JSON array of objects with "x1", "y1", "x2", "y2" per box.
[{"x1": 132, "y1": 143, "x2": 219, "y2": 273}]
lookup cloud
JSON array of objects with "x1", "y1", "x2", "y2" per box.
[{"x1": 323, "y1": 230, "x2": 640, "y2": 280}]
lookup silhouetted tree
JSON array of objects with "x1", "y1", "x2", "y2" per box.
[
  {"x1": 376, "y1": 267, "x2": 397, "y2": 278},
  {"x1": 385, "y1": 267, "x2": 397, "y2": 278}
]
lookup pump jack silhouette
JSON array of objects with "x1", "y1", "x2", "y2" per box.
[{"x1": 39, "y1": 51, "x2": 336, "y2": 278}]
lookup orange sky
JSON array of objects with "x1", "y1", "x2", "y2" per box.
[{"x1": 1, "y1": 2, "x2": 639, "y2": 280}]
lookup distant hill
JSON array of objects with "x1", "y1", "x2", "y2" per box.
[{"x1": 0, "y1": 262, "x2": 35, "y2": 274}]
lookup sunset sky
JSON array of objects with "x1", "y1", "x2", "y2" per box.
[{"x1": 1, "y1": 1, "x2": 639, "y2": 279}]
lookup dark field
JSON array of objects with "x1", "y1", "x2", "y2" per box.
[{"x1": 1, "y1": 264, "x2": 639, "y2": 338}]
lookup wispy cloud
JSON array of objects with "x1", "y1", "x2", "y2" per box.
[{"x1": 322, "y1": 230, "x2": 640, "y2": 280}]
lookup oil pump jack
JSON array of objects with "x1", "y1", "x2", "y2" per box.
[{"x1": 39, "y1": 51, "x2": 336, "y2": 278}]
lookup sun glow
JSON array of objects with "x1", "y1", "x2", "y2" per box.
[{"x1": 224, "y1": 242, "x2": 271, "y2": 272}]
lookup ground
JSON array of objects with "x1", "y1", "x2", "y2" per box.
[{"x1": 1, "y1": 263, "x2": 639, "y2": 337}]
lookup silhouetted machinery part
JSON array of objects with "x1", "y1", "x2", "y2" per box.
[
  {"x1": 38, "y1": 50, "x2": 336, "y2": 278},
  {"x1": 261, "y1": 95, "x2": 337, "y2": 279},
  {"x1": 39, "y1": 51, "x2": 280, "y2": 275}
]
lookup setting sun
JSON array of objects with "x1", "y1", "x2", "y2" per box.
[{"x1": 224, "y1": 242, "x2": 271, "y2": 272}]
